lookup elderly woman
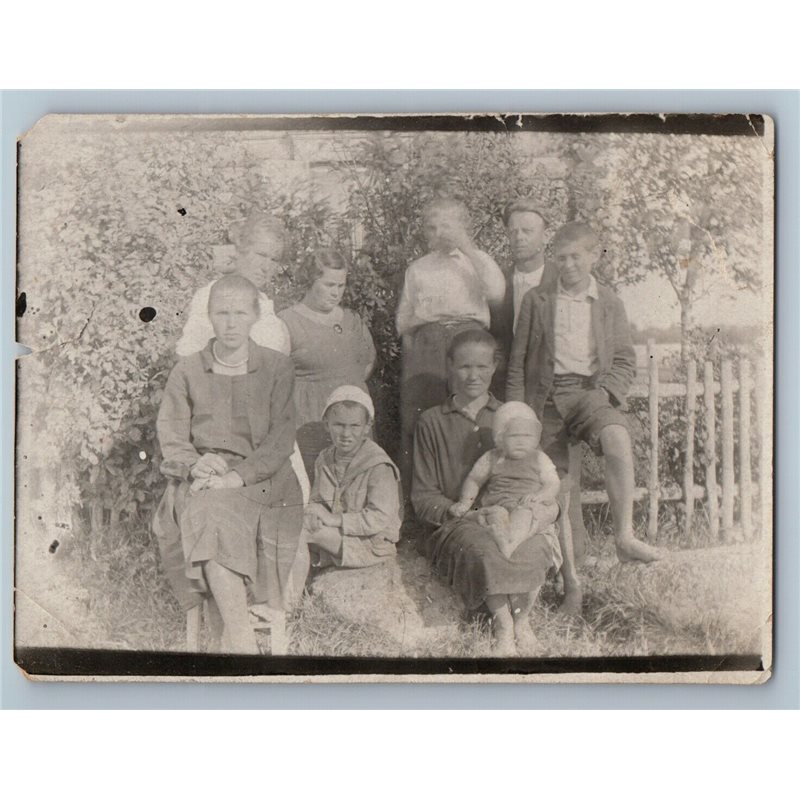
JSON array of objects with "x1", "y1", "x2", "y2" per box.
[
  {"x1": 412, "y1": 328, "x2": 562, "y2": 656},
  {"x1": 278, "y1": 248, "x2": 376, "y2": 479},
  {"x1": 153, "y1": 275, "x2": 307, "y2": 654}
]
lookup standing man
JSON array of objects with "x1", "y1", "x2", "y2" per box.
[
  {"x1": 491, "y1": 200, "x2": 554, "y2": 392},
  {"x1": 492, "y1": 200, "x2": 589, "y2": 573},
  {"x1": 507, "y1": 222, "x2": 662, "y2": 612},
  {"x1": 397, "y1": 198, "x2": 505, "y2": 497}
]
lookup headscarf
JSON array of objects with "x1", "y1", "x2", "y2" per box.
[{"x1": 321, "y1": 385, "x2": 375, "y2": 423}]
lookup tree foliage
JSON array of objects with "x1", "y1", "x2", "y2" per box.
[{"x1": 16, "y1": 125, "x2": 767, "y2": 532}]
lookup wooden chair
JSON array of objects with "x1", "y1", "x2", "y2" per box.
[{"x1": 185, "y1": 602, "x2": 287, "y2": 655}]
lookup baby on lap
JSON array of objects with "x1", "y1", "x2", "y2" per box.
[{"x1": 450, "y1": 402, "x2": 561, "y2": 559}]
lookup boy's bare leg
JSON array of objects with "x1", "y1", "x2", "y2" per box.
[
  {"x1": 600, "y1": 425, "x2": 663, "y2": 563},
  {"x1": 204, "y1": 561, "x2": 258, "y2": 655},
  {"x1": 568, "y1": 443, "x2": 588, "y2": 565},
  {"x1": 556, "y1": 490, "x2": 583, "y2": 616},
  {"x1": 485, "y1": 594, "x2": 516, "y2": 656}
]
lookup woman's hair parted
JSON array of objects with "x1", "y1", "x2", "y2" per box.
[
  {"x1": 446, "y1": 327, "x2": 500, "y2": 363},
  {"x1": 300, "y1": 247, "x2": 349, "y2": 289},
  {"x1": 229, "y1": 210, "x2": 288, "y2": 259},
  {"x1": 208, "y1": 274, "x2": 261, "y2": 313}
]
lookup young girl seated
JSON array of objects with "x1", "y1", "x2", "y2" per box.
[
  {"x1": 450, "y1": 401, "x2": 562, "y2": 560},
  {"x1": 304, "y1": 386, "x2": 402, "y2": 569}
]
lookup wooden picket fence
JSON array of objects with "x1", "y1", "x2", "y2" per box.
[{"x1": 580, "y1": 340, "x2": 771, "y2": 541}]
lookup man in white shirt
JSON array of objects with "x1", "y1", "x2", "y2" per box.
[{"x1": 397, "y1": 198, "x2": 505, "y2": 493}]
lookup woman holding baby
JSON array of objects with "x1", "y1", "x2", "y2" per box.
[{"x1": 411, "y1": 327, "x2": 562, "y2": 655}]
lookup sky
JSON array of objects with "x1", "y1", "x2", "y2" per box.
[{"x1": 618, "y1": 273, "x2": 768, "y2": 332}]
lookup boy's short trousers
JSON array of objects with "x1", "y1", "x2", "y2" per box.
[{"x1": 541, "y1": 374, "x2": 630, "y2": 475}]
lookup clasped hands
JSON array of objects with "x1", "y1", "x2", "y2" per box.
[
  {"x1": 189, "y1": 453, "x2": 244, "y2": 494},
  {"x1": 303, "y1": 502, "x2": 341, "y2": 532}
]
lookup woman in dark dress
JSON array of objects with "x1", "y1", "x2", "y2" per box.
[
  {"x1": 411, "y1": 328, "x2": 560, "y2": 655},
  {"x1": 153, "y1": 275, "x2": 307, "y2": 654}
]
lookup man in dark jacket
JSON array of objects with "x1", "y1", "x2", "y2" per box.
[
  {"x1": 490, "y1": 200, "x2": 552, "y2": 391},
  {"x1": 507, "y1": 222, "x2": 663, "y2": 583},
  {"x1": 491, "y1": 201, "x2": 589, "y2": 596}
]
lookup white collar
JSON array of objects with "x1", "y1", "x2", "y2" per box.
[
  {"x1": 514, "y1": 264, "x2": 545, "y2": 282},
  {"x1": 558, "y1": 274, "x2": 598, "y2": 300}
]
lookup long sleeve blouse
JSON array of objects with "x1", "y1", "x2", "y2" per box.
[{"x1": 156, "y1": 340, "x2": 296, "y2": 486}]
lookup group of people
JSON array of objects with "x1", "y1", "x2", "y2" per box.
[{"x1": 152, "y1": 197, "x2": 662, "y2": 657}]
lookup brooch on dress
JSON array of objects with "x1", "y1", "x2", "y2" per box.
[{"x1": 333, "y1": 323, "x2": 343, "y2": 334}]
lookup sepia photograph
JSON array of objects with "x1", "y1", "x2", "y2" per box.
[{"x1": 13, "y1": 113, "x2": 774, "y2": 681}]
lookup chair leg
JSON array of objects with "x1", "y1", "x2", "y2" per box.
[
  {"x1": 557, "y1": 489, "x2": 584, "y2": 617},
  {"x1": 568, "y1": 443, "x2": 588, "y2": 565}
]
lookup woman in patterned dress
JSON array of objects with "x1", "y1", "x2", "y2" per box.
[{"x1": 279, "y1": 248, "x2": 376, "y2": 479}]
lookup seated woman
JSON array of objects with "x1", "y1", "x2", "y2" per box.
[
  {"x1": 304, "y1": 386, "x2": 401, "y2": 569},
  {"x1": 174, "y1": 209, "x2": 309, "y2": 503},
  {"x1": 153, "y1": 274, "x2": 307, "y2": 654},
  {"x1": 278, "y1": 248, "x2": 376, "y2": 479},
  {"x1": 411, "y1": 328, "x2": 562, "y2": 656}
]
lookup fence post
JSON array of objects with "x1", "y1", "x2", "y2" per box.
[
  {"x1": 720, "y1": 360, "x2": 735, "y2": 538},
  {"x1": 684, "y1": 359, "x2": 697, "y2": 533},
  {"x1": 756, "y1": 360, "x2": 770, "y2": 534},
  {"x1": 647, "y1": 339, "x2": 659, "y2": 540},
  {"x1": 703, "y1": 362, "x2": 719, "y2": 539},
  {"x1": 739, "y1": 359, "x2": 753, "y2": 539}
]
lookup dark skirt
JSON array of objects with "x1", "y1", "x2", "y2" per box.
[
  {"x1": 419, "y1": 516, "x2": 556, "y2": 609},
  {"x1": 295, "y1": 420, "x2": 331, "y2": 481},
  {"x1": 153, "y1": 459, "x2": 306, "y2": 611}
]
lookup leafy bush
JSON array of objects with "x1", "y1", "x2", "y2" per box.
[{"x1": 17, "y1": 124, "x2": 766, "y2": 534}]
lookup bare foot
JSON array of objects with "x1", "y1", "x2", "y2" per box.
[
  {"x1": 616, "y1": 538, "x2": 664, "y2": 564},
  {"x1": 513, "y1": 617, "x2": 538, "y2": 655},
  {"x1": 557, "y1": 586, "x2": 583, "y2": 617},
  {"x1": 492, "y1": 607, "x2": 517, "y2": 657}
]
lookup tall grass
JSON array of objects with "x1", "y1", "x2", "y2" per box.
[{"x1": 61, "y1": 511, "x2": 763, "y2": 659}]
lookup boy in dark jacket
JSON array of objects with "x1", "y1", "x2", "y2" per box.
[{"x1": 507, "y1": 222, "x2": 662, "y2": 606}]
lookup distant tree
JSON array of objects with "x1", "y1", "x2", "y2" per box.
[{"x1": 561, "y1": 132, "x2": 765, "y2": 358}]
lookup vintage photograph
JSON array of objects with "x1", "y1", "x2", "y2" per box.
[{"x1": 14, "y1": 113, "x2": 773, "y2": 681}]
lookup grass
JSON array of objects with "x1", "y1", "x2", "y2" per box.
[{"x1": 55, "y1": 507, "x2": 767, "y2": 661}]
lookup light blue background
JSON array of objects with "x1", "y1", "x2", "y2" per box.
[{"x1": 2, "y1": 91, "x2": 797, "y2": 709}]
